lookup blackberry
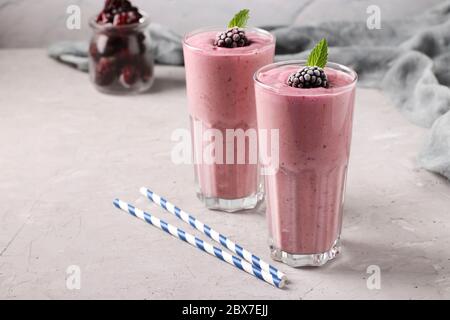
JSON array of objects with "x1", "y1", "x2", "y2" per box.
[
  {"x1": 89, "y1": 41, "x2": 99, "y2": 61},
  {"x1": 287, "y1": 66, "x2": 328, "y2": 89},
  {"x1": 97, "y1": 0, "x2": 142, "y2": 25},
  {"x1": 105, "y1": 0, "x2": 131, "y2": 13},
  {"x1": 95, "y1": 57, "x2": 117, "y2": 86},
  {"x1": 120, "y1": 65, "x2": 138, "y2": 87},
  {"x1": 96, "y1": 12, "x2": 113, "y2": 24},
  {"x1": 214, "y1": 27, "x2": 249, "y2": 48}
]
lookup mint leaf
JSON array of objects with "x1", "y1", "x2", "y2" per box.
[
  {"x1": 307, "y1": 38, "x2": 328, "y2": 68},
  {"x1": 228, "y1": 9, "x2": 250, "y2": 28}
]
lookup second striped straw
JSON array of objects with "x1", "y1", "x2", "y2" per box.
[
  {"x1": 113, "y1": 198, "x2": 285, "y2": 288},
  {"x1": 139, "y1": 186, "x2": 287, "y2": 282}
]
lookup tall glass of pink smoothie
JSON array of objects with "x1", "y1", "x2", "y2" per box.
[
  {"x1": 254, "y1": 60, "x2": 357, "y2": 266},
  {"x1": 183, "y1": 27, "x2": 275, "y2": 212}
]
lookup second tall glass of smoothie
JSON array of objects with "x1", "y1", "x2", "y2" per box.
[
  {"x1": 254, "y1": 60, "x2": 357, "y2": 266},
  {"x1": 183, "y1": 27, "x2": 275, "y2": 212}
]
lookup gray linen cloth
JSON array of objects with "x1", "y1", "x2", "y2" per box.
[
  {"x1": 48, "y1": 23, "x2": 184, "y2": 70},
  {"x1": 48, "y1": 1, "x2": 450, "y2": 180}
]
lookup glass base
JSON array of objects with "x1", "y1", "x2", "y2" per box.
[
  {"x1": 93, "y1": 80, "x2": 154, "y2": 95},
  {"x1": 196, "y1": 191, "x2": 264, "y2": 213},
  {"x1": 269, "y1": 238, "x2": 341, "y2": 267}
]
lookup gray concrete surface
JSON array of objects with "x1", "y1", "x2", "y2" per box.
[{"x1": 0, "y1": 49, "x2": 450, "y2": 299}]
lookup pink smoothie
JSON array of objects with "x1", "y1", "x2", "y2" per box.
[
  {"x1": 183, "y1": 28, "x2": 275, "y2": 203},
  {"x1": 255, "y1": 63, "x2": 356, "y2": 255}
]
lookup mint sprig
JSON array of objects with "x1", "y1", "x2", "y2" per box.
[
  {"x1": 307, "y1": 38, "x2": 328, "y2": 68},
  {"x1": 228, "y1": 9, "x2": 250, "y2": 28}
]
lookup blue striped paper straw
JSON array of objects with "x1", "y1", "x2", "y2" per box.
[
  {"x1": 113, "y1": 198, "x2": 286, "y2": 289},
  {"x1": 139, "y1": 187, "x2": 287, "y2": 282}
]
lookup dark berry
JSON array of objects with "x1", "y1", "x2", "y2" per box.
[
  {"x1": 214, "y1": 27, "x2": 249, "y2": 48},
  {"x1": 120, "y1": 65, "x2": 138, "y2": 87},
  {"x1": 287, "y1": 66, "x2": 328, "y2": 89},
  {"x1": 98, "y1": 0, "x2": 142, "y2": 25},
  {"x1": 105, "y1": 12, "x2": 114, "y2": 23},
  {"x1": 96, "y1": 12, "x2": 109, "y2": 24},
  {"x1": 105, "y1": 0, "x2": 129, "y2": 13},
  {"x1": 89, "y1": 41, "x2": 99, "y2": 60},
  {"x1": 95, "y1": 57, "x2": 117, "y2": 86},
  {"x1": 104, "y1": 0, "x2": 117, "y2": 12},
  {"x1": 122, "y1": 1, "x2": 132, "y2": 11},
  {"x1": 113, "y1": 12, "x2": 128, "y2": 26}
]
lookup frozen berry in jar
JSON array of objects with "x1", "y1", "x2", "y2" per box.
[{"x1": 88, "y1": 0, "x2": 154, "y2": 94}]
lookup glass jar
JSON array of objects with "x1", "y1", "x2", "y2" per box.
[{"x1": 88, "y1": 14, "x2": 154, "y2": 94}]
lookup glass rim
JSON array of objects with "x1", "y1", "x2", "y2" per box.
[
  {"x1": 89, "y1": 11, "x2": 150, "y2": 31},
  {"x1": 182, "y1": 26, "x2": 276, "y2": 55},
  {"x1": 254, "y1": 60, "x2": 358, "y2": 95}
]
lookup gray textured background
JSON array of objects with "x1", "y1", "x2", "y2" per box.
[
  {"x1": 0, "y1": 0, "x2": 442, "y2": 48},
  {"x1": 2, "y1": 0, "x2": 450, "y2": 300}
]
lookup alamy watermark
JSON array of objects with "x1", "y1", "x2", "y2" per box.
[
  {"x1": 171, "y1": 119, "x2": 280, "y2": 175},
  {"x1": 66, "y1": 5, "x2": 81, "y2": 30},
  {"x1": 366, "y1": 265, "x2": 381, "y2": 290},
  {"x1": 366, "y1": 5, "x2": 381, "y2": 30},
  {"x1": 66, "y1": 265, "x2": 81, "y2": 290}
]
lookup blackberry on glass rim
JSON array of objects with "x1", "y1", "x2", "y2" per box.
[
  {"x1": 214, "y1": 27, "x2": 249, "y2": 48},
  {"x1": 214, "y1": 9, "x2": 251, "y2": 48},
  {"x1": 287, "y1": 66, "x2": 328, "y2": 88},
  {"x1": 287, "y1": 38, "x2": 330, "y2": 89}
]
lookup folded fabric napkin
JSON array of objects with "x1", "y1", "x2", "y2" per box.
[
  {"x1": 48, "y1": 23, "x2": 184, "y2": 70},
  {"x1": 48, "y1": 1, "x2": 450, "y2": 180}
]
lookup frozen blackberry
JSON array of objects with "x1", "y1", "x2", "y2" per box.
[
  {"x1": 287, "y1": 66, "x2": 328, "y2": 89},
  {"x1": 105, "y1": 0, "x2": 131, "y2": 13},
  {"x1": 95, "y1": 57, "x2": 117, "y2": 86},
  {"x1": 214, "y1": 27, "x2": 249, "y2": 48},
  {"x1": 215, "y1": 9, "x2": 251, "y2": 48},
  {"x1": 120, "y1": 65, "x2": 138, "y2": 87},
  {"x1": 97, "y1": 0, "x2": 142, "y2": 25}
]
